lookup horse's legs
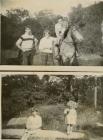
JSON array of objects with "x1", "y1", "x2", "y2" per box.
[
  {"x1": 62, "y1": 57, "x2": 71, "y2": 66},
  {"x1": 72, "y1": 56, "x2": 79, "y2": 66}
]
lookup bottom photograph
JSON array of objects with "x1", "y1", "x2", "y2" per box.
[{"x1": 1, "y1": 74, "x2": 103, "y2": 140}]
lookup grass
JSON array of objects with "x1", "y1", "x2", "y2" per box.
[
  {"x1": 3, "y1": 104, "x2": 103, "y2": 140},
  {"x1": 19, "y1": 104, "x2": 100, "y2": 131}
]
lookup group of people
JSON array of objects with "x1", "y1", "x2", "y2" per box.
[
  {"x1": 16, "y1": 18, "x2": 84, "y2": 66},
  {"x1": 21, "y1": 100, "x2": 77, "y2": 140}
]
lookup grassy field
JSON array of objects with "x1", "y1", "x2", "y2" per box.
[
  {"x1": 3, "y1": 104, "x2": 103, "y2": 140},
  {"x1": 2, "y1": 49, "x2": 103, "y2": 65}
]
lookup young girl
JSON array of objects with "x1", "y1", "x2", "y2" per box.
[{"x1": 64, "y1": 101, "x2": 77, "y2": 135}]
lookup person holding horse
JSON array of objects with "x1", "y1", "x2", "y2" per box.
[
  {"x1": 55, "y1": 18, "x2": 66, "y2": 44},
  {"x1": 54, "y1": 18, "x2": 68, "y2": 65}
]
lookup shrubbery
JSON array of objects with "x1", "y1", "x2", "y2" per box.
[
  {"x1": 2, "y1": 75, "x2": 103, "y2": 122},
  {"x1": 1, "y1": 2, "x2": 103, "y2": 54}
]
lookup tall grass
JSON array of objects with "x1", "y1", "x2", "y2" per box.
[{"x1": 18, "y1": 104, "x2": 100, "y2": 132}]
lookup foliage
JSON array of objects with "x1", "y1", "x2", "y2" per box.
[
  {"x1": 1, "y1": 2, "x2": 103, "y2": 65},
  {"x1": 2, "y1": 75, "x2": 103, "y2": 122},
  {"x1": 68, "y1": 2, "x2": 103, "y2": 54}
]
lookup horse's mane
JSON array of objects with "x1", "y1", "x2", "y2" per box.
[
  {"x1": 63, "y1": 27, "x2": 70, "y2": 40},
  {"x1": 63, "y1": 25, "x2": 74, "y2": 40}
]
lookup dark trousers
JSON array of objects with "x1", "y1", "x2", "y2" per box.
[
  {"x1": 20, "y1": 50, "x2": 34, "y2": 65},
  {"x1": 40, "y1": 52, "x2": 54, "y2": 65}
]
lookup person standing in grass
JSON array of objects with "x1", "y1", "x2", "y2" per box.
[
  {"x1": 16, "y1": 25, "x2": 38, "y2": 65},
  {"x1": 21, "y1": 109, "x2": 42, "y2": 140},
  {"x1": 39, "y1": 29, "x2": 56, "y2": 65},
  {"x1": 64, "y1": 101, "x2": 77, "y2": 135}
]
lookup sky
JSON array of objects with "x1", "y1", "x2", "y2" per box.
[{"x1": 1, "y1": 0, "x2": 103, "y2": 16}]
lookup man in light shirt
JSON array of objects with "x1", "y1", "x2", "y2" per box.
[
  {"x1": 16, "y1": 26, "x2": 38, "y2": 65},
  {"x1": 55, "y1": 18, "x2": 67, "y2": 45},
  {"x1": 39, "y1": 29, "x2": 56, "y2": 65},
  {"x1": 21, "y1": 109, "x2": 42, "y2": 140}
]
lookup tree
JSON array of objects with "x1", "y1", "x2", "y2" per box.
[
  {"x1": 68, "y1": 2, "x2": 103, "y2": 54},
  {"x1": 35, "y1": 10, "x2": 59, "y2": 36}
]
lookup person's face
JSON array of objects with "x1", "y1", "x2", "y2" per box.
[
  {"x1": 32, "y1": 111, "x2": 37, "y2": 116},
  {"x1": 58, "y1": 19, "x2": 63, "y2": 24},
  {"x1": 25, "y1": 28, "x2": 32, "y2": 34},
  {"x1": 45, "y1": 32, "x2": 50, "y2": 37}
]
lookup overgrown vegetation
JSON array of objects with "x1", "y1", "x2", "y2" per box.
[
  {"x1": 1, "y1": 2, "x2": 103, "y2": 64},
  {"x1": 2, "y1": 75, "x2": 103, "y2": 122}
]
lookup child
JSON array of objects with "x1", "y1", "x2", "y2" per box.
[
  {"x1": 64, "y1": 101, "x2": 77, "y2": 135},
  {"x1": 39, "y1": 29, "x2": 56, "y2": 65},
  {"x1": 21, "y1": 109, "x2": 42, "y2": 140}
]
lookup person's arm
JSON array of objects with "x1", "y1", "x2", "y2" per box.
[
  {"x1": 33, "y1": 37, "x2": 38, "y2": 53},
  {"x1": 55, "y1": 24, "x2": 59, "y2": 37},
  {"x1": 34, "y1": 38, "x2": 38, "y2": 47},
  {"x1": 64, "y1": 109, "x2": 67, "y2": 115},
  {"x1": 16, "y1": 37, "x2": 22, "y2": 49},
  {"x1": 38, "y1": 116, "x2": 42, "y2": 128},
  {"x1": 52, "y1": 38, "x2": 60, "y2": 59},
  {"x1": 39, "y1": 39, "x2": 43, "y2": 51},
  {"x1": 26, "y1": 117, "x2": 31, "y2": 130}
]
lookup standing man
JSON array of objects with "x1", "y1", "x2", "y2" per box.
[
  {"x1": 55, "y1": 18, "x2": 67, "y2": 45},
  {"x1": 21, "y1": 109, "x2": 42, "y2": 140},
  {"x1": 55, "y1": 18, "x2": 63, "y2": 41},
  {"x1": 16, "y1": 25, "x2": 38, "y2": 65},
  {"x1": 54, "y1": 18, "x2": 68, "y2": 65},
  {"x1": 39, "y1": 29, "x2": 56, "y2": 65}
]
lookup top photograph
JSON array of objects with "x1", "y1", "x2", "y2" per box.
[{"x1": 1, "y1": 0, "x2": 103, "y2": 66}]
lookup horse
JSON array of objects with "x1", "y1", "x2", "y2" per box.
[{"x1": 59, "y1": 26, "x2": 84, "y2": 65}]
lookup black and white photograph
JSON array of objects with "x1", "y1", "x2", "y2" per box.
[
  {"x1": 1, "y1": 0, "x2": 103, "y2": 66},
  {"x1": 1, "y1": 73, "x2": 103, "y2": 140}
]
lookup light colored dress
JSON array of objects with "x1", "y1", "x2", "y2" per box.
[{"x1": 64, "y1": 108, "x2": 77, "y2": 125}]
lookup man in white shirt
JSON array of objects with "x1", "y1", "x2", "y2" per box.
[
  {"x1": 21, "y1": 109, "x2": 42, "y2": 140},
  {"x1": 39, "y1": 29, "x2": 56, "y2": 65},
  {"x1": 16, "y1": 26, "x2": 38, "y2": 65},
  {"x1": 55, "y1": 18, "x2": 67, "y2": 45},
  {"x1": 54, "y1": 18, "x2": 68, "y2": 65}
]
